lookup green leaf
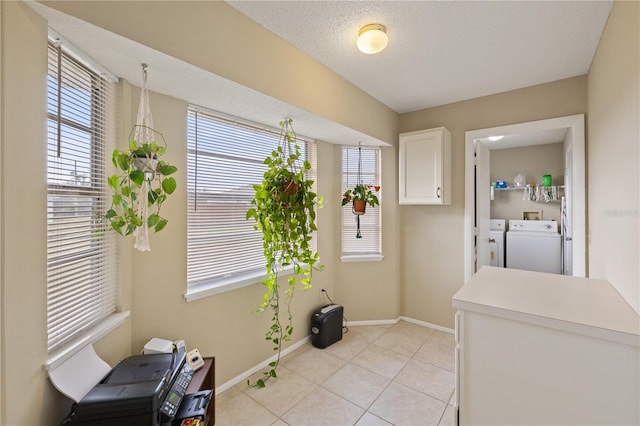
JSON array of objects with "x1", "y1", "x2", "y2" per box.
[
  {"x1": 129, "y1": 170, "x2": 144, "y2": 186},
  {"x1": 159, "y1": 164, "x2": 177, "y2": 176},
  {"x1": 147, "y1": 213, "x2": 160, "y2": 227},
  {"x1": 148, "y1": 189, "x2": 159, "y2": 204},
  {"x1": 110, "y1": 221, "x2": 123, "y2": 235},
  {"x1": 129, "y1": 140, "x2": 138, "y2": 151},
  {"x1": 246, "y1": 208, "x2": 256, "y2": 220},
  {"x1": 116, "y1": 153, "x2": 130, "y2": 171},
  {"x1": 107, "y1": 175, "x2": 119, "y2": 190},
  {"x1": 125, "y1": 223, "x2": 136, "y2": 236},
  {"x1": 105, "y1": 209, "x2": 117, "y2": 219},
  {"x1": 256, "y1": 379, "x2": 266, "y2": 388},
  {"x1": 154, "y1": 219, "x2": 168, "y2": 233},
  {"x1": 269, "y1": 369, "x2": 277, "y2": 378},
  {"x1": 162, "y1": 177, "x2": 177, "y2": 194}
]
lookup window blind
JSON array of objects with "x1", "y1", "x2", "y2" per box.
[
  {"x1": 187, "y1": 108, "x2": 317, "y2": 291},
  {"x1": 341, "y1": 146, "x2": 382, "y2": 255},
  {"x1": 46, "y1": 41, "x2": 116, "y2": 352}
]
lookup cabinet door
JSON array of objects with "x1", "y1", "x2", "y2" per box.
[{"x1": 399, "y1": 127, "x2": 451, "y2": 204}]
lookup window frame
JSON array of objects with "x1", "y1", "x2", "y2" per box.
[
  {"x1": 45, "y1": 36, "x2": 126, "y2": 370},
  {"x1": 185, "y1": 107, "x2": 318, "y2": 302},
  {"x1": 340, "y1": 145, "x2": 383, "y2": 262}
]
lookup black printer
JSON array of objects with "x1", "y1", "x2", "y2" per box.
[{"x1": 63, "y1": 352, "x2": 194, "y2": 426}]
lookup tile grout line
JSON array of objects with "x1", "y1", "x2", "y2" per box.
[{"x1": 216, "y1": 321, "x2": 455, "y2": 425}]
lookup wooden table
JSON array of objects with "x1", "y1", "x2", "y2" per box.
[{"x1": 184, "y1": 357, "x2": 215, "y2": 425}]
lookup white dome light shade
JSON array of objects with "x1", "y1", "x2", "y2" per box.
[{"x1": 357, "y1": 24, "x2": 388, "y2": 54}]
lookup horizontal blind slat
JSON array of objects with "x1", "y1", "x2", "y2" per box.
[
  {"x1": 341, "y1": 146, "x2": 382, "y2": 255},
  {"x1": 187, "y1": 107, "x2": 317, "y2": 288},
  {"x1": 46, "y1": 41, "x2": 116, "y2": 352}
]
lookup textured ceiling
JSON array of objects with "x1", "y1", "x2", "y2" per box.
[
  {"x1": 227, "y1": 1, "x2": 613, "y2": 113},
  {"x1": 29, "y1": 1, "x2": 612, "y2": 146}
]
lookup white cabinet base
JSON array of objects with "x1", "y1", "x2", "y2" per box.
[
  {"x1": 453, "y1": 267, "x2": 640, "y2": 426},
  {"x1": 458, "y1": 310, "x2": 639, "y2": 425}
]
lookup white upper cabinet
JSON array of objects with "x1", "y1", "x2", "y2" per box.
[{"x1": 399, "y1": 127, "x2": 452, "y2": 205}]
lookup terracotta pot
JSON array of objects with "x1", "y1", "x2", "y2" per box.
[
  {"x1": 352, "y1": 199, "x2": 366, "y2": 215},
  {"x1": 281, "y1": 180, "x2": 299, "y2": 196}
]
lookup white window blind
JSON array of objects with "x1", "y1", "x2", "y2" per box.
[
  {"x1": 46, "y1": 41, "x2": 116, "y2": 352},
  {"x1": 187, "y1": 108, "x2": 317, "y2": 292},
  {"x1": 341, "y1": 146, "x2": 382, "y2": 256}
]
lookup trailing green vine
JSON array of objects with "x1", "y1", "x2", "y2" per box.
[
  {"x1": 246, "y1": 119, "x2": 323, "y2": 387},
  {"x1": 105, "y1": 127, "x2": 177, "y2": 237}
]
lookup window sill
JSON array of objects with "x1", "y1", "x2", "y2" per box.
[
  {"x1": 184, "y1": 267, "x2": 295, "y2": 302},
  {"x1": 45, "y1": 311, "x2": 130, "y2": 372},
  {"x1": 340, "y1": 254, "x2": 385, "y2": 263}
]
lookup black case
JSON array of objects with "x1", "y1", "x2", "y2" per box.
[{"x1": 310, "y1": 304, "x2": 343, "y2": 349}]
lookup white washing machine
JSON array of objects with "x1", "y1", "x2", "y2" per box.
[
  {"x1": 489, "y1": 219, "x2": 506, "y2": 267},
  {"x1": 507, "y1": 220, "x2": 562, "y2": 274}
]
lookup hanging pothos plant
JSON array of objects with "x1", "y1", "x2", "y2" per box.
[
  {"x1": 104, "y1": 64, "x2": 177, "y2": 251},
  {"x1": 105, "y1": 125, "x2": 177, "y2": 239},
  {"x1": 246, "y1": 118, "x2": 323, "y2": 387}
]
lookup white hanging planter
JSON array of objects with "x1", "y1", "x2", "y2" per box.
[{"x1": 104, "y1": 64, "x2": 178, "y2": 252}]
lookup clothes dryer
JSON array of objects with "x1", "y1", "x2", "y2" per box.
[{"x1": 489, "y1": 219, "x2": 506, "y2": 267}]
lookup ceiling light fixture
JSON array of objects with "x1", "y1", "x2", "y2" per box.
[
  {"x1": 487, "y1": 135, "x2": 505, "y2": 142},
  {"x1": 357, "y1": 24, "x2": 388, "y2": 54}
]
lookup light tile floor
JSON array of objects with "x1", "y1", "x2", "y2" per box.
[{"x1": 215, "y1": 321, "x2": 456, "y2": 426}]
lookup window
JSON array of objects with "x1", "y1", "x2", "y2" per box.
[
  {"x1": 341, "y1": 146, "x2": 382, "y2": 259},
  {"x1": 186, "y1": 108, "x2": 317, "y2": 299},
  {"x1": 46, "y1": 40, "x2": 116, "y2": 352}
]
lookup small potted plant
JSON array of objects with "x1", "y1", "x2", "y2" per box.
[{"x1": 341, "y1": 183, "x2": 380, "y2": 215}]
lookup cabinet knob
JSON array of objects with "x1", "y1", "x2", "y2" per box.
[{"x1": 436, "y1": 187, "x2": 441, "y2": 198}]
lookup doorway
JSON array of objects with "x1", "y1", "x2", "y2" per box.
[{"x1": 464, "y1": 114, "x2": 585, "y2": 282}]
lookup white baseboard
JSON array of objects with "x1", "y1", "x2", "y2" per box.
[
  {"x1": 398, "y1": 316, "x2": 455, "y2": 334},
  {"x1": 347, "y1": 316, "x2": 454, "y2": 334},
  {"x1": 346, "y1": 318, "x2": 399, "y2": 326},
  {"x1": 216, "y1": 336, "x2": 310, "y2": 394},
  {"x1": 215, "y1": 316, "x2": 454, "y2": 394}
]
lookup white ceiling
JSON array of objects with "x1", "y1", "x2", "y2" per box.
[
  {"x1": 479, "y1": 127, "x2": 568, "y2": 150},
  {"x1": 29, "y1": 1, "x2": 612, "y2": 146},
  {"x1": 227, "y1": 0, "x2": 613, "y2": 113}
]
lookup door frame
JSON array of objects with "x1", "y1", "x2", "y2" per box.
[{"x1": 464, "y1": 114, "x2": 586, "y2": 283}]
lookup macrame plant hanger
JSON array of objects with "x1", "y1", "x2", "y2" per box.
[
  {"x1": 133, "y1": 64, "x2": 154, "y2": 252},
  {"x1": 354, "y1": 143, "x2": 364, "y2": 239}
]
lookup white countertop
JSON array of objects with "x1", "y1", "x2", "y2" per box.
[{"x1": 452, "y1": 266, "x2": 640, "y2": 346}]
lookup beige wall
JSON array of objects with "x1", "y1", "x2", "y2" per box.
[
  {"x1": 0, "y1": 5, "x2": 133, "y2": 424},
  {"x1": 587, "y1": 0, "x2": 640, "y2": 314},
  {"x1": 1, "y1": 3, "x2": 53, "y2": 423},
  {"x1": 490, "y1": 143, "x2": 564, "y2": 223},
  {"x1": 40, "y1": 0, "x2": 398, "y2": 146},
  {"x1": 3, "y1": 0, "x2": 638, "y2": 423},
  {"x1": 125, "y1": 87, "x2": 342, "y2": 386},
  {"x1": 332, "y1": 145, "x2": 402, "y2": 322},
  {"x1": 399, "y1": 76, "x2": 587, "y2": 328}
]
